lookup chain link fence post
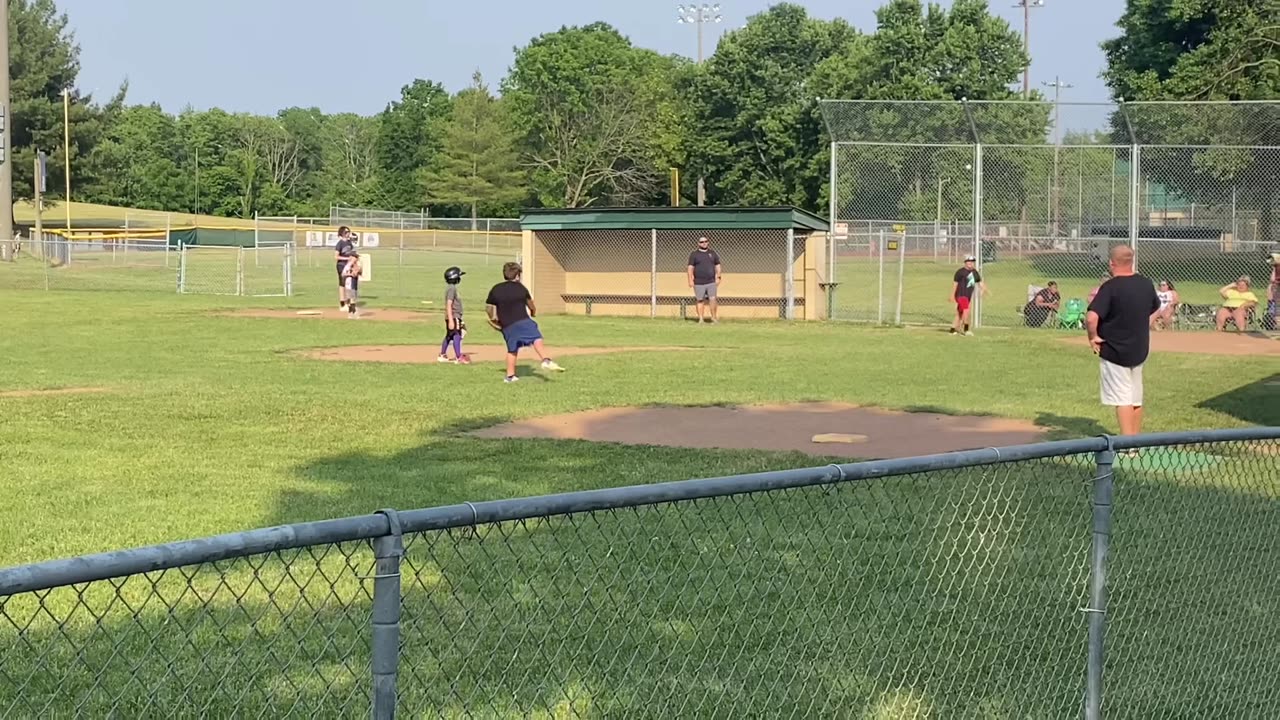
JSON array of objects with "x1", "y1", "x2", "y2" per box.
[
  {"x1": 372, "y1": 509, "x2": 404, "y2": 720},
  {"x1": 650, "y1": 228, "x2": 658, "y2": 318},
  {"x1": 785, "y1": 227, "x2": 795, "y2": 320},
  {"x1": 1086, "y1": 440, "x2": 1115, "y2": 720}
]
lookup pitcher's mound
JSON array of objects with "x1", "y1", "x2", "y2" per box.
[
  {"x1": 471, "y1": 402, "x2": 1047, "y2": 459},
  {"x1": 300, "y1": 344, "x2": 692, "y2": 364},
  {"x1": 222, "y1": 308, "x2": 433, "y2": 323}
]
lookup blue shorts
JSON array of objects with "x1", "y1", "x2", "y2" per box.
[{"x1": 501, "y1": 318, "x2": 542, "y2": 354}]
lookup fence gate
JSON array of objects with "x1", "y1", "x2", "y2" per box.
[{"x1": 178, "y1": 245, "x2": 292, "y2": 297}]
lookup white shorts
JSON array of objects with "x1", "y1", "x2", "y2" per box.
[{"x1": 1100, "y1": 360, "x2": 1144, "y2": 407}]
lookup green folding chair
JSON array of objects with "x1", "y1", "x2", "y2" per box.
[{"x1": 1058, "y1": 298, "x2": 1086, "y2": 329}]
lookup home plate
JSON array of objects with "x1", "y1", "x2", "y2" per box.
[
  {"x1": 296, "y1": 310, "x2": 323, "y2": 316},
  {"x1": 812, "y1": 433, "x2": 869, "y2": 445}
]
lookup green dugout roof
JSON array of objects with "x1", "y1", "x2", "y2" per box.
[{"x1": 520, "y1": 206, "x2": 830, "y2": 232}]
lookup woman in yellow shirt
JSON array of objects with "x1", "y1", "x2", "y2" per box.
[{"x1": 1216, "y1": 275, "x2": 1258, "y2": 332}]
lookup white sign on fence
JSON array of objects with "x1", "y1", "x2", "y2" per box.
[{"x1": 306, "y1": 231, "x2": 382, "y2": 248}]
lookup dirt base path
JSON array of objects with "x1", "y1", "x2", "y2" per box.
[
  {"x1": 1059, "y1": 330, "x2": 1279, "y2": 356},
  {"x1": 0, "y1": 387, "x2": 110, "y2": 399},
  {"x1": 471, "y1": 402, "x2": 1048, "y2": 460},
  {"x1": 298, "y1": 345, "x2": 693, "y2": 365}
]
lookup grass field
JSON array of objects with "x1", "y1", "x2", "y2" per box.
[{"x1": 1, "y1": 289, "x2": 1278, "y2": 717}]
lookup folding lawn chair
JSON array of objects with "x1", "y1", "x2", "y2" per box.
[{"x1": 1058, "y1": 298, "x2": 1086, "y2": 329}]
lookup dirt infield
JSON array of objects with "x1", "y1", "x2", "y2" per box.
[
  {"x1": 1059, "y1": 331, "x2": 1280, "y2": 356},
  {"x1": 0, "y1": 387, "x2": 109, "y2": 399},
  {"x1": 299, "y1": 344, "x2": 692, "y2": 365},
  {"x1": 471, "y1": 402, "x2": 1048, "y2": 460},
  {"x1": 222, "y1": 308, "x2": 435, "y2": 323}
]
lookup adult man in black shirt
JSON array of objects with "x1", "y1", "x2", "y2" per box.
[
  {"x1": 1086, "y1": 244, "x2": 1160, "y2": 436},
  {"x1": 334, "y1": 226, "x2": 356, "y2": 310},
  {"x1": 686, "y1": 236, "x2": 722, "y2": 324}
]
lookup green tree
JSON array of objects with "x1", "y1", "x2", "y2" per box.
[
  {"x1": 81, "y1": 104, "x2": 187, "y2": 210},
  {"x1": 504, "y1": 23, "x2": 679, "y2": 207},
  {"x1": 421, "y1": 72, "x2": 526, "y2": 222},
  {"x1": 373, "y1": 79, "x2": 451, "y2": 211},
  {"x1": 1104, "y1": 0, "x2": 1280, "y2": 101},
  {"x1": 683, "y1": 4, "x2": 860, "y2": 209},
  {"x1": 9, "y1": 0, "x2": 124, "y2": 210}
]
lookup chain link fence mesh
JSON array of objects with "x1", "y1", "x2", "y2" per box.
[
  {"x1": 397, "y1": 458, "x2": 1092, "y2": 717},
  {"x1": 1, "y1": 435, "x2": 1279, "y2": 716},
  {"x1": 821, "y1": 100, "x2": 1280, "y2": 330},
  {"x1": 0, "y1": 542, "x2": 375, "y2": 718},
  {"x1": 1103, "y1": 438, "x2": 1280, "y2": 717}
]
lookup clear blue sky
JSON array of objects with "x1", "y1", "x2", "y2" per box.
[{"x1": 60, "y1": 0, "x2": 1122, "y2": 122}]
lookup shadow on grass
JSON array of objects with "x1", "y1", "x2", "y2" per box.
[
  {"x1": 6, "y1": 441, "x2": 1276, "y2": 716},
  {"x1": 1196, "y1": 373, "x2": 1280, "y2": 426},
  {"x1": 1036, "y1": 413, "x2": 1110, "y2": 440}
]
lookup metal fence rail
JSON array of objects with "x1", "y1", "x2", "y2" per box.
[{"x1": 2, "y1": 428, "x2": 1279, "y2": 718}]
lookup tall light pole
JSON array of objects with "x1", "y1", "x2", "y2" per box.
[
  {"x1": 0, "y1": 0, "x2": 12, "y2": 247},
  {"x1": 1043, "y1": 75, "x2": 1073, "y2": 235},
  {"x1": 678, "y1": 3, "x2": 722, "y2": 206},
  {"x1": 1013, "y1": 0, "x2": 1045, "y2": 99},
  {"x1": 677, "y1": 3, "x2": 722, "y2": 63}
]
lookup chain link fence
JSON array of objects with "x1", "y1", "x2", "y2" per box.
[
  {"x1": 2, "y1": 429, "x2": 1278, "y2": 717},
  {"x1": 821, "y1": 100, "x2": 1280, "y2": 330},
  {"x1": 0, "y1": 230, "x2": 519, "y2": 304}
]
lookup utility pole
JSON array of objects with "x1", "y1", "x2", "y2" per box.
[
  {"x1": 678, "y1": 3, "x2": 723, "y2": 206},
  {"x1": 1043, "y1": 75, "x2": 1074, "y2": 236},
  {"x1": 1013, "y1": 0, "x2": 1045, "y2": 99},
  {"x1": 0, "y1": 0, "x2": 13, "y2": 247}
]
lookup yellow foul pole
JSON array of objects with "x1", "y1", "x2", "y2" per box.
[{"x1": 63, "y1": 88, "x2": 71, "y2": 231}]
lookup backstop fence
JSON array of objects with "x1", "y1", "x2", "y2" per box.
[
  {"x1": 3, "y1": 428, "x2": 1278, "y2": 718},
  {"x1": 0, "y1": 226, "x2": 520, "y2": 300},
  {"x1": 820, "y1": 100, "x2": 1280, "y2": 330}
]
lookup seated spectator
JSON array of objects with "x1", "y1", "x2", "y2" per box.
[
  {"x1": 1216, "y1": 275, "x2": 1259, "y2": 332},
  {"x1": 1150, "y1": 280, "x2": 1179, "y2": 331},
  {"x1": 1023, "y1": 281, "x2": 1061, "y2": 327}
]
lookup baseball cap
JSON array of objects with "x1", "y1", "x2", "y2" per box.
[{"x1": 964, "y1": 255, "x2": 976, "y2": 262}]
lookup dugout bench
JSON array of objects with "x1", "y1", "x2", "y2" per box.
[{"x1": 519, "y1": 207, "x2": 831, "y2": 321}]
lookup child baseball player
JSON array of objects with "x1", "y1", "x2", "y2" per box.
[
  {"x1": 484, "y1": 262, "x2": 564, "y2": 383},
  {"x1": 341, "y1": 252, "x2": 362, "y2": 318},
  {"x1": 438, "y1": 266, "x2": 471, "y2": 364}
]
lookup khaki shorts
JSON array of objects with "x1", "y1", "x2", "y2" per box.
[{"x1": 1100, "y1": 359, "x2": 1144, "y2": 407}]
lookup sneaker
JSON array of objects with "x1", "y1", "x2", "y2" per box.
[
  {"x1": 964, "y1": 331, "x2": 975, "y2": 337},
  {"x1": 504, "y1": 375, "x2": 519, "y2": 383},
  {"x1": 541, "y1": 359, "x2": 565, "y2": 372},
  {"x1": 457, "y1": 355, "x2": 472, "y2": 365},
  {"x1": 437, "y1": 355, "x2": 453, "y2": 364},
  {"x1": 949, "y1": 328, "x2": 958, "y2": 335}
]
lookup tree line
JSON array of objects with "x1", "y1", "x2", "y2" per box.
[{"x1": 8, "y1": 0, "x2": 1277, "y2": 223}]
